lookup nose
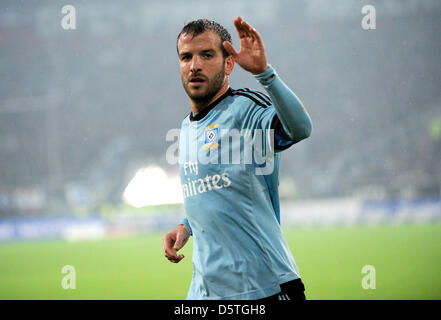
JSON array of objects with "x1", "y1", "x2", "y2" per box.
[{"x1": 190, "y1": 56, "x2": 202, "y2": 73}]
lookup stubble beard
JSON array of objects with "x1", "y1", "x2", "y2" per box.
[{"x1": 182, "y1": 65, "x2": 226, "y2": 108}]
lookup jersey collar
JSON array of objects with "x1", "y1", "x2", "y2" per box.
[{"x1": 189, "y1": 88, "x2": 232, "y2": 122}]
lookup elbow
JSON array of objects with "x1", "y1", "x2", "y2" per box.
[
  {"x1": 292, "y1": 106, "x2": 313, "y2": 141},
  {"x1": 304, "y1": 120, "x2": 313, "y2": 139},
  {"x1": 291, "y1": 120, "x2": 312, "y2": 142},
  {"x1": 298, "y1": 119, "x2": 313, "y2": 140},
  {"x1": 279, "y1": 110, "x2": 313, "y2": 142}
]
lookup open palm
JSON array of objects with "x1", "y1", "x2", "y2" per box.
[{"x1": 223, "y1": 17, "x2": 268, "y2": 75}]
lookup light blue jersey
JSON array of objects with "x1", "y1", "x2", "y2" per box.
[{"x1": 179, "y1": 66, "x2": 311, "y2": 300}]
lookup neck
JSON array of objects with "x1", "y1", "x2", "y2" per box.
[{"x1": 190, "y1": 80, "x2": 229, "y2": 115}]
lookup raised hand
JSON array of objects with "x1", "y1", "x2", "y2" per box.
[{"x1": 223, "y1": 16, "x2": 268, "y2": 75}]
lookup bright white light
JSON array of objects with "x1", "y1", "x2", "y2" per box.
[{"x1": 123, "y1": 165, "x2": 183, "y2": 207}]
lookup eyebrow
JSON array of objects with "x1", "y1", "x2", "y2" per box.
[
  {"x1": 200, "y1": 49, "x2": 216, "y2": 54},
  {"x1": 179, "y1": 48, "x2": 217, "y2": 57}
]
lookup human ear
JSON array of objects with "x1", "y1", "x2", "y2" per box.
[{"x1": 225, "y1": 55, "x2": 235, "y2": 76}]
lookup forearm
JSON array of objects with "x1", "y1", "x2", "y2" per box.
[{"x1": 254, "y1": 65, "x2": 312, "y2": 141}]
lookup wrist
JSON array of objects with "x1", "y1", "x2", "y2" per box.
[
  {"x1": 254, "y1": 64, "x2": 277, "y2": 85},
  {"x1": 179, "y1": 223, "x2": 190, "y2": 234},
  {"x1": 251, "y1": 64, "x2": 269, "y2": 75}
]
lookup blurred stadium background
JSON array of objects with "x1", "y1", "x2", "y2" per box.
[{"x1": 0, "y1": 0, "x2": 440, "y2": 299}]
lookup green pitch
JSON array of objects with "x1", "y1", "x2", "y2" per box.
[{"x1": 0, "y1": 223, "x2": 440, "y2": 299}]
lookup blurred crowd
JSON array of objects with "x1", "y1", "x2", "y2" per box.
[{"x1": 0, "y1": 0, "x2": 440, "y2": 217}]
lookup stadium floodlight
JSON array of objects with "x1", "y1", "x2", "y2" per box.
[{"x1": 123, "y1": 166, "x2": 183, "y2": 207}]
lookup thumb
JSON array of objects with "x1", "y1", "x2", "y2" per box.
[
  {"x1": 173, "y1": 235, "x2": 183, "y2": 251},
  {"x1": 223, "y1": 41, "x2": 238, "y2": 58}
]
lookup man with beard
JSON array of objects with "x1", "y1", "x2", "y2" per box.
[{"x1": 162, "y1": 17, "x2": 312, "y2": 300}]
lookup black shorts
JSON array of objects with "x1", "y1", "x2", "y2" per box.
[{"x1": 259, "y1": 278, "x2": 306, "y2": 301}]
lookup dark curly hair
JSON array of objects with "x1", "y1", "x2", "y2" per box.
[{"x1": 177, "y1": 19, "x2": 232, "y2": 58}]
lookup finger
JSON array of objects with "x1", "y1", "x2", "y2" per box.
[
  {"x1": 240, "y1": 18, "x2": 254, "y2": 34},
  {"x1": 165, "y1": 247, "x2": 178, "y2": 259},
  {"x1": 234, "y1": 16, "x2": 249, "y2": 38},
  {"x1": 240, "y1": 23, "x2": 252, "y2": 39},
  {"x1": 173, "y1": 234, "x2": 183, "y2": 251},
  {"x1": 175, "y1": 229, "x2": 188, "y2": 250},
  {"x1": 163, "y1": 236, "x2": 179, "y2": 260},
  {"x1": 167, "y1": 256, "x2": 178, "y2": 263},
  {"x1": 162, "y1": 234, "x2": 174, "y2": 254},
  {"x1": 233, "y1": 16, "x2": 243, "y2": 32},
  {"x1": 241, "y1": 19, "x2": 260, "y2": 41},
  {"x1": 252, "y1": 28, "x2": 263, "y2": 42},
  {"x1": 165, "y1": 252, "x2": 180, "y2": 264},
  {"x1": 247, "y1": 24, "x2": 262, "y2": 41},
  {"x1": 174, "y1": 227, "x2": 190, "y2": 250},
  {"x1": 167, "y1": 253, "x2": 185, "y2": 263},
  {"x1": 223, "y1": 41, "x2": 238, "y2": 57}
]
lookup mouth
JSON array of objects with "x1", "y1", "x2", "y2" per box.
[{"x1": 188, "y1": 76, "x2": 206, "y2": 87}]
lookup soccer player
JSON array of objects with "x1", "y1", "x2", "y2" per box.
[{"x1": 162, "y1": 17, "x2": 312, "y2": 300}]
